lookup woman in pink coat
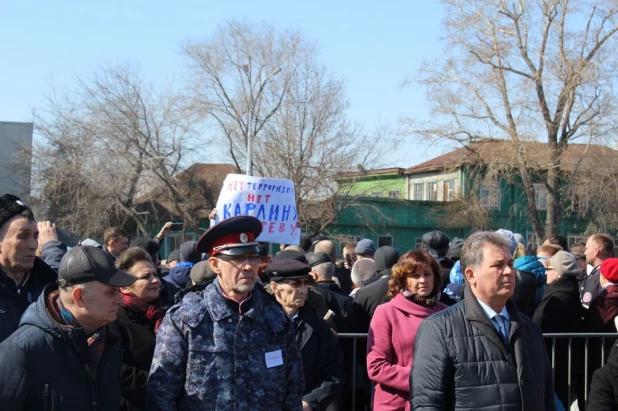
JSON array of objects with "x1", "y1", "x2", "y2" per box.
[{"x1": 366, "y1": 249, "x2": 448, "y2": 411}]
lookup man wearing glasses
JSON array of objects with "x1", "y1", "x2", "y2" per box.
[
  {"x1": 146, "y1": 216, "x2": 304, "y2": 410},
  {"x1": 266, "y1": 259, "x2": 345, "y2": 411}
]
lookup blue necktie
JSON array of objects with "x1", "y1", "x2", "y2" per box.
[{"x1": 494, "y1": 314, "x2": 509, "y2": 341}]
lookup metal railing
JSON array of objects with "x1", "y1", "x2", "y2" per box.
[{"x1": 337, "y1": 332, "x2": 618, "y2": 411}]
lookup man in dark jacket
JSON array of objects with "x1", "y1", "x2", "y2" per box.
[
  {"x1": 0, "y1": 245, "x2": 137, "y2": 410},
  {"x1": 410, "y1": 231, "x2": 555, "y2": 411},
  {"x1": 347, "y1": 246, "x2": 400, "y2": 333},
  {"x1": 315, "y1": 240, "x2": 353, "y2": 295},
  {"x1": 267, "y1": 259, "x2": 345, "y2": 411},
  {"x1": 103, "y1": 227, "x2": 129, "y2": 262},
  {"x1": 0, "y1": 194, "x2": 57, "y2": 343},
  {"x1": 308, "y1": 252, "x2": 351, "y2": 333}
]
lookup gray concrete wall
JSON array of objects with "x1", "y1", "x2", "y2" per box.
[{"x1": 0, "y1": 121, "x2": 33, "y2": 201}]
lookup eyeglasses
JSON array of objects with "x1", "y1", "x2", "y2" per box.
[
  {"x1": 217, "y1": 254, "x2": 259, "y2": 267},
  {"x1": 546, "y1": 267, "x2": 555, "y2": 271},
  {"x1": 281, "y1": 279, "x2": 313, "y2": 288}
]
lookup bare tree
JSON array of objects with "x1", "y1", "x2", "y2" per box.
[
  {"x1": 183, "y1": 20, "x2": 389, "y2": 233},
  {"x1": 34, "y1": 64, "x2": 202, "y2": 238},
  {"x1": 405, "y1": 0, "x2": 618, "y2": 238}
]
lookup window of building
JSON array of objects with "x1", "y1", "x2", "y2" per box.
[
  {"x1": 378, "y1": 235, "x2": 393, "y2": 247},
  {"x1": 480, "y1": 179, "x2": 500, "y2": 209},
  {"x1": 568, "y1": 234, "x2": 587, "y2": 248},
  {"x1": 388, "y1": 190, "x2": 400, "y2": 199},
  {"x1": 534, "y1": 183, "x2": 547, "y2": 211},
  {"x1": 166, "y1": 232, "x2": 197, "y2": 257},
  {"x1": 427, "y1": 182, "x2": 438, "y2": 201},
  {"x1": 443, "y1": 180, "x2": 455, "y2": 201},
  {"x1": 412, "y1": 183, "x2": 424, "y2": 200},
  {"x1": 371, "y1": 191, "x2": 383, "y2": 198}
]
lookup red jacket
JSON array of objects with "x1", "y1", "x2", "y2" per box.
[{"x1": 366, "y1": 293, "x2": 447, "y2": 411}]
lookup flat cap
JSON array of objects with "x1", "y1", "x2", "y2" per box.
[
  {"x1": 355, "y1": 239, "x2": 376, "y2": 255},
  {"x1": 265, "y1": 259, "x2": 312, "y2": 282},
  {"x1": 190, "y1": 261, "x2": 216, "y2": 284},
  {"x1": 422, "y1": 230, "x2": 450, "y2": 251},
  {"x1": 446, "y1": 237, "x2": 464, "y2": 259},
  {"x1": 307, "y1": 252, "x2": 333, "y2": 268},
  {"x1": 274, "y1": 249, "x2": 308, "y2": 264}
]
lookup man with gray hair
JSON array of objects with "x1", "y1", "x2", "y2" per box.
[
  {"x1": 411, "y1": 231, "x2": 554, "y2": 411},
  {"x1": 0, "y1": 245, "x2": 137, "y2": 409}
]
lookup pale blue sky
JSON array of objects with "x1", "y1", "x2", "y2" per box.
[{"x1": 0, "y1": 1, "x2": 454, "y2": 167}]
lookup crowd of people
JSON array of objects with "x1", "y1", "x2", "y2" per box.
[{"x1": 1, "y1": 192, "x2": 618, "y2": 410}]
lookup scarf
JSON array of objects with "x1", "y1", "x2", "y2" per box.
[
  {"x1": 401, "y1": 289, "x2": 441, "y2": 307},
  {"x1": 121, "y1": 292, "x2": 165, "y2": 333},
  {"x1": 55, "y1": 297, "x2": 106, "y2": 370}
]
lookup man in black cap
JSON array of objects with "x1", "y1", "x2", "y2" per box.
[
  {"x1": 422, "y1": 229, "x2": 454, "y2": 289},
  {"x1": 308, "y1": 252, "x2": 351, "y2": 333},
  {"x1": 0, "y1": 245, "x2": 137, "y2": 409},
  {"x1": 0, "y1": 194, "x2": 57, "y2": 343},
  {"x1": 267, "y1": 259, "x2": 345, "y2": 411},
  {"x1": 146, "y1": 216, "x2": 304, "y2": 410}
]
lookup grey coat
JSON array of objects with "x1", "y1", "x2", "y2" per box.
[
  {"x1": 145, "y1": 279, "x2": 304, "y2": 410},
  {"x1": 410, "y1": 287, "x2": 555, "y2": 411}
]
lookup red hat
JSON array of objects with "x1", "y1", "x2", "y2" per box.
[
  {"x1": 196, "y1": 216, "x2": 262, "y2": 256},
  {"x1": 600, "y1": 258, "x2": 618, "y2": 283}
]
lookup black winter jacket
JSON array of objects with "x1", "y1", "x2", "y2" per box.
[
  {"x1": 410, "y1": 287, "x2": 555, "y2": 411},
  {"x1": 296, "y1": 305, "x2": 345, "y2": 411},
  {"x1": 313, "y1": 282, "x2": 351, "y2": 332},
  {"x1": 588, "y1": 342, "x2": 618, "y2": 411},
  {"x1": 0, "y1": 284, "x2": 123, "y2": 410},
  {"x1": 511, "y1": 269, "x2": 537, "y2": 317},
  {"x1": 347, "y1": 273, "x2": 390, "y2": 335},
  {"x1": 0, "y1": 257, "x2": 57, "y2": 343},
  {"x1": 532, "y1": 275, "x2": 583, "y2": 408},
  {"x1": 107, "y1": 306, "x2": 158, "y2": 411}
]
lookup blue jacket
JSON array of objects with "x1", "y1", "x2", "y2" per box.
[
  {"x1": 40, "y1": 240, "x2": 67, "y2": 273},
  {"x1": 449, "y1": 261, "x2": 464, "y2": 285},
  {"x1": 0, "y1": 284, "x2": 123, "y2": 410},
  {"x1": 146, "y1": 279, "x2": 304, "y2": 410}
]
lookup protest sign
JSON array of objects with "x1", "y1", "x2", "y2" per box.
[{"x1": 213, "y1": 174, "x2": 301, "y2": 245}]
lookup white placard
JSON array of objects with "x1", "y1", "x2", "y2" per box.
[
  {"x1": 213, "y1": 174, "x2": 301, "y2": 245},
  {"x1": 265, "y1": 349, "x2": 283, "y2": 368}
]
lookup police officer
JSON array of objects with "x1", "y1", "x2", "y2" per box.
[{"x1": 146, "y1": 216, "x2": 304, "y2": 410}]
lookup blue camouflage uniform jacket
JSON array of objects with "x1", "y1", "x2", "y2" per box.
[{"x1": 146, "y1": 279, "x2": 304, "y2": 410}]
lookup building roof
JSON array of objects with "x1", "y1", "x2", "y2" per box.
[
  {"x1": 405, "y1": 140, "x2": 618, "y2": 174},
  {"x1": 136, "y1": 163, "x2": 239, "y2": 220},
  {"x1": 334, "y1": 167, "x2": 405, "y2": 179}
]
